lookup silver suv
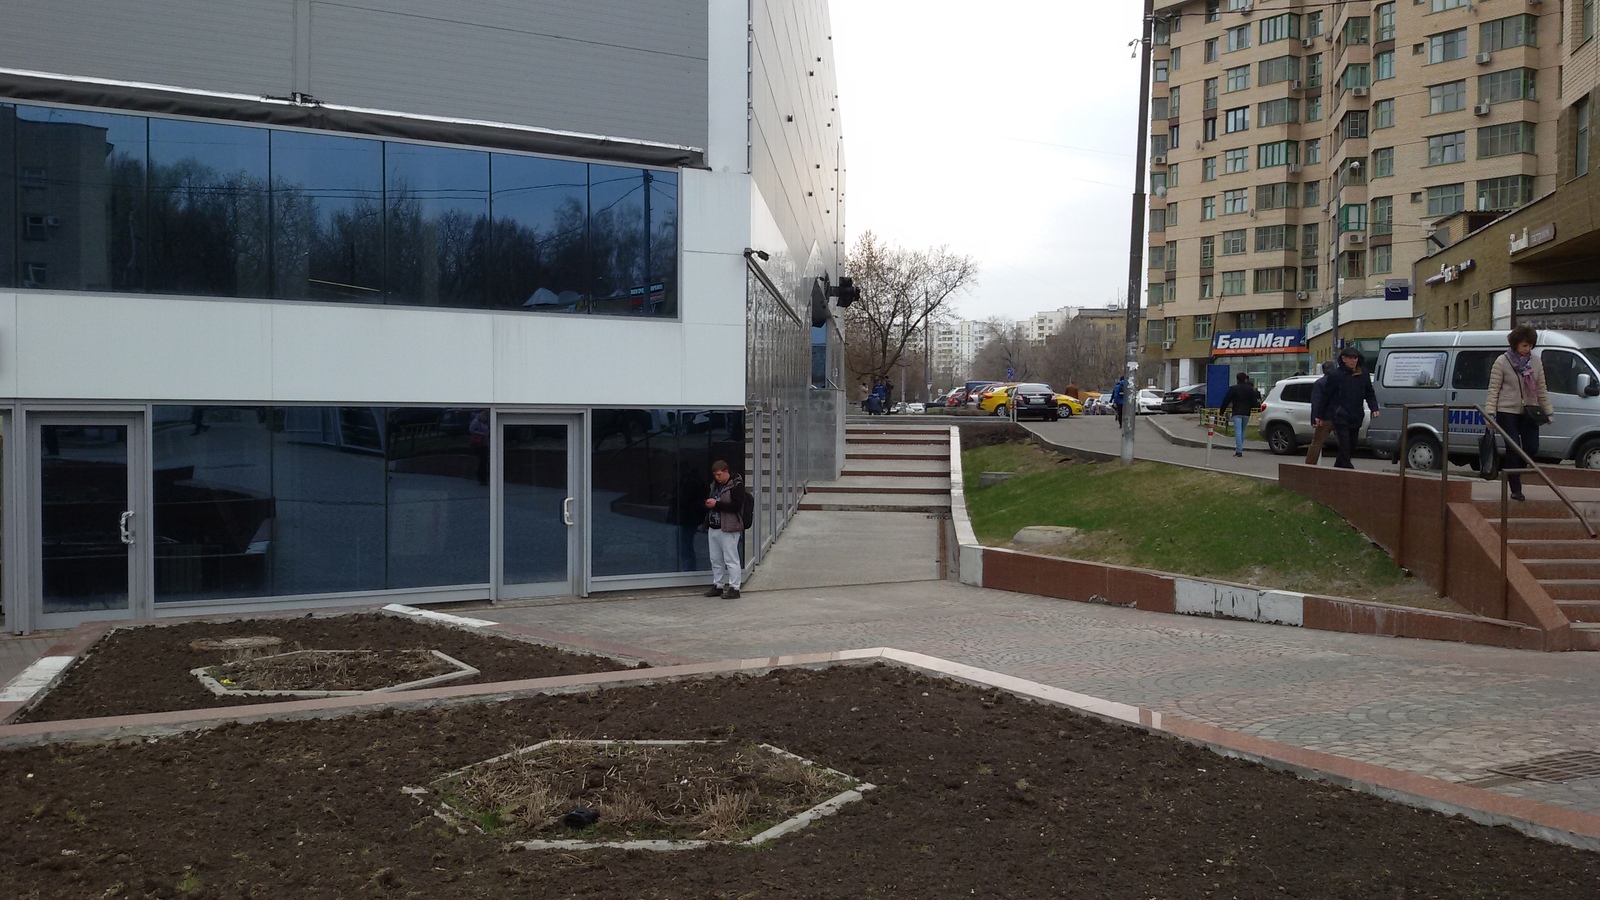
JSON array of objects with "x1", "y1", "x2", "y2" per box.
[{"x1": 1259, "y1": 374, "x2": 1370, "y2": 456}]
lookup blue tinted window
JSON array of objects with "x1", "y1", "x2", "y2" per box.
[
  {"x1": 588, "y1": 164, "x2": 652, "y2": 316},
  {"x1": 489, "y1": 153, "x2": 588, "y2": 311},
  {"x1": 0, "y1": 105, "x2": 14, "y2": 287},
  {"x1": 271, "y1": 131, "x2": 383, "y2": 302},
  {"x1": 148, "y1": 119, "x2": 271, "y2": 297},
  {"x1": 14, "y1": 105, "x2": 147, "y2": 291},
  {"x1": 648, "y1": 170, "x2": 678, "y2": 317},
  {"x1": 386, "y1": 144, "x2": 489, "y2": 307},
  {"x1": 271, "y1": 407, "x2": 387, "y2": 594},
  {"x1": 386, "y1": 407, "x2": 490, "y2": 587}
]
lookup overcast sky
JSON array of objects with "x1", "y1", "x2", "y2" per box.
[{"x1": 830, "y1": 2, "x2": 1147, "y2": 324}]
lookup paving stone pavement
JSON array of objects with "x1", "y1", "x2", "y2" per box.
[{"x1": 489, "y1": 576, "x2": 1600, "y2": 817}]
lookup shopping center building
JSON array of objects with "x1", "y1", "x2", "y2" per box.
[{"x1": 0, "y1": 0, "x2": 849, "y2": 631}]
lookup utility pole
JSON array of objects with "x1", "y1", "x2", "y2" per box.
[{"x1": 1122, "y1": 0, "x2": 1155, "y2": 466}]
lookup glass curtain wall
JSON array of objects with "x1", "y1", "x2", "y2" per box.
[
  {"x1": 588, "y1": 410, "x2": 745, "y2": 578},
  {"x1": 0, "y1": 102, "x2": 677, "y2": 316},
  {"x1": 150, "y1": 405, "x2": 489, "y2": 603},
  {"x1": 746, "y1": 269, "x2": 811, "y2": 561}
]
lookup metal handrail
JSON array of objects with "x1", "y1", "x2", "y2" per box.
[{"x1": 1395, "y1": 402, "x2": 1597, "y2": 605}]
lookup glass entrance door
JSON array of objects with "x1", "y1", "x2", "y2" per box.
[
  {"x1": 29, "y1": 413, "x2": 149, "y2": 629},
  {"x1": 497, "y1": 416, "x2": 581, "y2": 597}
]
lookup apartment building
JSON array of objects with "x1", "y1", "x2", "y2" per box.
[
  {"x1": 0, "y1": 0, "x2": 848, "y2": 632},
  {"x1": 932, "y1": 318, "x2": 994, "y2": 384},
  {"x1": 1022, "y1": 306, "x2": 1076, "y2": 342},
  {"x1": 1149, "y1": 0, "x2": 1561, "y2": 390}
]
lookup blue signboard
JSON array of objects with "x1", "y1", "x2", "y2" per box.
[{"x1": 1211, "y1": 329, "x2": 1307, "y2": 356}]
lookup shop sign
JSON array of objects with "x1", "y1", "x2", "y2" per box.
[
  {"x1": 1509, "y1": 224, "x2": 1556, "y2": 256},
  {"x1": 1212, "y1": 329, "x2": 1306, "y2": 356},
  {"x1": 1512, "y1": 282, "x2": 1600, "y2": 316},
  {"x1": 1422, "y1": 258, "x2": 1475, "y2": 287}
]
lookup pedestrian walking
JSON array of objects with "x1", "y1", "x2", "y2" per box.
[
  {"x1": 1111, "y1": 376, "x2": 1127, "y2": 426},
  {"x1": 703, "y1": 460, "x2": 747, "y2": 598},
  {"x1": 1485, "y1": 325, "x2": 1554, "y2": 501},
  {"x1": 1311, "y1": 347, "x2": 1379, "y2": 469},
  {"x1": 1304, "y1": 360, "x2": 1337, "y2": 465},
  {"x1": 1217, "y1": 372, "x2": 1262, "y2": 458}
]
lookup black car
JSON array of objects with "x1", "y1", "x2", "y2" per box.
[
  {"x1": 993, "y1": 383, "x2": 1062, "y2": 421},
  {"x1": 1160, "y1": 383, "x2": 1208, "y2": 414}
]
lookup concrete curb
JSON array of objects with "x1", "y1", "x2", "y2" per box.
[
  {"x1": 948, "y1": 426, "x2": 983, "y2": 587},
  {"x1": 2, "y1": 641, "x2": 1596, "y2": 853}
]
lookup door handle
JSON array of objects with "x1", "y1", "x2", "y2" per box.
[
  {"x1": 562, "y1": 497, "x2": 575, "y2": 526},
  {"x1": 119, "y1": 510, "x2": 134, "y2": 546}
]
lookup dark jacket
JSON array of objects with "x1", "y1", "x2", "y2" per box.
[
  {"x1": 1218, "y1": 382, "x2": 1261, "y2": 419},
  {"x1": 1314, "y1": 360, "x2": 1379, "y2": 427},
  {"x1": 708, "y1": 475, "x2": 747, "y2": 533},
  {"x1": 1308, "y1": 361, "x2": 1336, "y2": 417}
]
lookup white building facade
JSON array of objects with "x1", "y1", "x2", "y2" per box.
[{"x1": 0, "y1": 0, "x2": 848, "y2": 632}]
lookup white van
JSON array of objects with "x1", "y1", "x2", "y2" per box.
[{"x1": 1368, "y1": 330, "x2": 1600, "y2": 470}]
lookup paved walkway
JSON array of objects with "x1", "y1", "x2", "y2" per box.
[{"x1": 490, "y1": 577, "x2": 1600, "y2": 816}]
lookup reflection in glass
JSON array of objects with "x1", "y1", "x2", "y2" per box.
[
  {"x1": 272, "y1": 407, "x2": 387, "y2": 594},
  {"x1": 1, "y1": 105, "x2": 14, "y2": 288},
  {"x1": 271, "y1": 130, "x2": 383, "y2": 302},
  {"x1": 488, "y1": 153, "x2": 587, "y2": 312},
  {"x1": 386, "y1": 144, "x2": 489, "y2": 307},
  {"x1": 590, "y1": 409, "x2": 744, "y2": 576},
  {"x1": 649, "y1": 171, "x2": 678, "y2": 317},
  {"x1": 387, "y1": 408, "x2": 489, "y2": 588},
  {"x1": 588, "y1": 164, "x2": 650, "y2": 315},
  {"x1": 148, "y1": 119, "x2": 271, "y2": 298},
  {"x1": 150, "y1": 406, "x2": 273, "y2": 602},
  {"x1": 14, "y1": 106, "x2": 147, "y2": 291},
  {"x1": 502, "y1": 423, "x2": 570, "y2": 586},
  {"x1": 40, "y1": 424, "x2": 131, "y2": 614}
]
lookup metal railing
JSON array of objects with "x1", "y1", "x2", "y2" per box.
[{"x1": 1396, "y1": 403, "x2": 1598, "y2": 603}]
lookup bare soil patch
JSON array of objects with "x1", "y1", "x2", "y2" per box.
[
  {"x1": 202, "y1": 648, "x2": 463, "y2": 694},
  {"x1": 435, "y1": 739, "x2": 855, "y2": 843},
  {"x1": 1, "y1": 662, "x2": 1596, "y2": 898},
  {"x1": 16, "y1": 614, "x2": 637, "y2": 722}
]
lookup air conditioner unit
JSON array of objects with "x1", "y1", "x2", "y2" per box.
[
  {"x1": 1325, "y1": 33, "x2": 1335, "y2": 43},
  {"x1": 1162, "y1": 341, "x2": 1175, "y2": 350},
  {"x1": 1348, "y1": 233, "x2": 1366, "y2": 245},
  {"x1": 1195, "y1": 139, "x2": 1203, "y2": 150},
  {"x1": 1152, "y1": 155, "x2": 1167, "y2": 165},
  {"x1": 1351, "y1": 87, "x2": 1369, "y2": 98},
  {"x1": 1476, "y1": 52, "x2": 1493, "y2": 65},
  {"x1": 1290, "y1": 79, "x2": 1303, "y2": 90},
  {"x1": 1296, "y1": 291, "x2": 1309, "y2": 300},
  {"x1": 1239, "y1": 2, "x2": 1252, "y2": 15},
  {"x1": 1301, "y1": 38, "x2": 1315, "y2": 49},
  {"x1": 1474, "y1": 101, "x2": 1491, "y2": 115},
  {"x1": 1288, "y1": 163, "x2": 1301, "y2": 173}
]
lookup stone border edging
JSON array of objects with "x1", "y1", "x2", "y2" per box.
[
  {"x1": 0, "y1": 643, "x2": 1594, "y2": 853},
  {"x1": 948, "y1": 426, "x2": 983, "y2": 586}
]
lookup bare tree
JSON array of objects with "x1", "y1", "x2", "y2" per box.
[
  {"x1": 842, "y1": 231, "x2": 977, "y2": 384},
  {"x1": 970, "y1": 317, "x2": 1035, "y2": 382},
  {"x1": 1036, "y1": 318, "x2": 1125, "y2": 392}
]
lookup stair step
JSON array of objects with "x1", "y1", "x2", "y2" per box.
[
  {"x1": 847, "y1": 452, "x2": 948, "y2": 462},
  {"x1": 842, "y1": 467, "x2": 950, "y2": 478},
  {"x1": 799, "y1": 493, "x2": 951, "y2": 513},
  {"x1": 1539, "y1": 580, "x2": 1600, "y2": 602},
  {"x1": 1496, "y1": 519, "x2": 1596, "y2": 540},
  {"x1": 1507, "y1": 539, "x2": 1600, "y2": 560},
  {"x1": 1474, "y1": 499, "x2": 1581, "y2": 520},
  {"x1": 809, "y1": 485, "x2": 948, "y2": 495},
  {"x1": 1556, "y1": 600, "x2": 1600, "y2": 624},
  {"x1": 1521, "y1": 559, "x2": 1600, "y2": 580}
]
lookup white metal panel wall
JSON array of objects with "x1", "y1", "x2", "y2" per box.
[
  {"x1": 748, "y1": 0, "x2": 845, "y2": 277},
  {"x1": 1, "y1": 0, "x2": 295, "y2": 95},
  {"x1": 3, "y1": 0, "x2": 708, "y2": 151},
  {"x1": 0, "y1": 290, "x2": 743, "y2": 407}
]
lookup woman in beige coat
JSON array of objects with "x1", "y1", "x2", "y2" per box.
[{"x1": 1485, "y1": 325, "x2": 1554, "y2": 500}]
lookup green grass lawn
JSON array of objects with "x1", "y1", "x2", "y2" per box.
[{"x1": 963, "y1": 442, "x2": 1457, "y2": 611}]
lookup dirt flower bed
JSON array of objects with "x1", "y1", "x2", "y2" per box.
[
  {"x1": 435, "y1": 739, "x2": 856, "y2": 843},
  {"x1": 202, "y1": 648, "x2": 464, "y2": 693},
  {"x1": 17, "y1": 613, "x2": 638, "y2": 722},
  {"x1": 2, "y1": 664, "x2": 1597, "y2": 898}
]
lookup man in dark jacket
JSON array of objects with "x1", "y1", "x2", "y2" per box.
[
  {"x1": 1217, "y1": 373, "x2": 1262, "y2": 457},
  {"x1": 703, "y1": 460, "x2": 747, "y2": 599},
  {"x1": 1304, "y1": 360, "x2": 1337, "y2": 465},
  {"x1": 1312, "y1": 347, "x2": 1380, "y2": 469}
]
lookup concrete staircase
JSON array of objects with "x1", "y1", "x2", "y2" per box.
[
  {"x1": 800, "y1": 418, "x2": 952, "y2": 513},
  {"x1": 1478, "y1": 496, "x2": 1600, "y2": 624}
]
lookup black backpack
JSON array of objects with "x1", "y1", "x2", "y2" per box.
[{"x1": 741, "y1": 489, "x2": 755, "y2": 529}]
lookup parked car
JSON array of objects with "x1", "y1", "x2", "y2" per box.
[
  {"x1": 1055, "y1": 394, "x2": 1083, "y2": 417},
  {"x1": 893, "y1": 401, "x2": 926, "y2": 414},
  {"x1": 1160, "y1": 383, "x2": 1208, "y2": 414},
  {"x1": 1258, "y1": 375, "x2": 1370, "y2": 455},
  {"x1": 976, "y1": 383, "x2": 1017, "y2": 414},
  {"x1": 988, "y1": 383, "x2": 1061, "y2": 420},
  {"x1": 1135, "y1": 388, "x2": 1164, "y2": 414},
  {"x1": 1369, "y1": 329, "x2": 1600, "y2": 470}
]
